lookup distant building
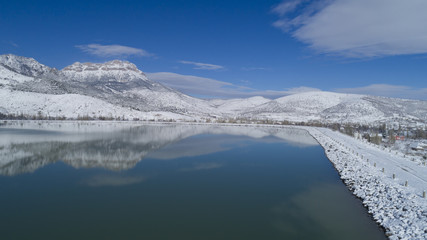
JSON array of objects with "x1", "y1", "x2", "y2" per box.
[{"x1": 395, "y1": 136, "x2": 405, "y2": 141}]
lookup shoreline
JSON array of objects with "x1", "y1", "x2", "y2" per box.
[
  {"x1": 305, "y1": 128, "x2": 388, "y2": 237},
  {"x1": 305, "y1": 127, "x2": 427, "y2": 240}
]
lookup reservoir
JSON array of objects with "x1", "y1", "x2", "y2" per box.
[{"x1": 0, "y1": 122, "x2": 386, "y2": 239}]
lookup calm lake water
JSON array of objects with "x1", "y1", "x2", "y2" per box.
[{"x1": 0, "y1": 122, "x2": 386, "y2": 240}]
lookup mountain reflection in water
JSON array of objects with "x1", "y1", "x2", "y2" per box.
[
  {"x1": 0, "y1": 122, "x2": 317, "y2": 176},
  {"x1": 0, "y1": 122, "x2": 387, "y2": 240}
]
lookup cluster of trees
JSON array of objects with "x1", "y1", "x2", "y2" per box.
[
  {"x1": 331, "y1": 122, "x2": 427, "y2": 142},
  {"x1": 0, "y1": 112, "x2": 185, "y2": 123},
  {"x1": 77, "y1": 115, "x2": 126, "y2": 121},
  {"x1": 0, "y1": 112, "x2": 66, "y2": 120},
  {"x1": 414, "y1": 128, "x2": 427, "y2": 139}
]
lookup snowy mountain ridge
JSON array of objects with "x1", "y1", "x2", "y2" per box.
[
  {"x1": 1, "y1": 54, "x2": 427, "y2": 125},
  {"x1": 209, "y1": 96, "x2": 271, "y2": 114},
  {"x1": 0, "y1": 54, "x2": 220, "y2": 117},
  {"x1": 61, "y1": 60, "x2": 147, "y2": 83},
  {"x1": 0, "y1": 54, "x2": 58, "y2": 78},
  {"x1": 244, "y1": 91, "x2": 427, "y2": 125}
]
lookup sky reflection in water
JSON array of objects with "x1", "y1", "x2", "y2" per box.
[{"x1": 0, "y1": 122, "x2": 385, "y2": 240}]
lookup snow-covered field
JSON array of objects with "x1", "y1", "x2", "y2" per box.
[
  {"x1": 304, "y1": 127, "x2": 427, "y2": 240},
  {"x1": 0, "y1": 89, "x2": 195, "y2": 121}
]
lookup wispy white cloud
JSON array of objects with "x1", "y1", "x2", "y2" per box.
[
  {"x1": 179, "y1": 60, "x2": 224, "y2": 70},
  {"x1": 241, "y1": 67, "x2": 271, "y2": 71},
  {"x1": 335, "y1": 84, "x2": 427, "y2": 100},
  {"x1": 146, "y1": 72, "x2": 320, "y2": 98},
  {"x1": 272, "y1": 0, "x2": 307, "y2": 16},
  {"x1": 9, "y1": 41, "x2": 18, "y2": 48},
  {"x1": 2, "y1": 40, "x2": 19, "y2": 48},
  {"x1": 286, "y1": 86, "x2": 321, "y2": 94},
  {"x1": 273, "y1": 0, "x2": 427, "y2": 58},
  {"x1": 272, "y1": 0, "x2": 330, "y2": 32},
  {"x1": 147, "y1": 72, "x2": 234, "y2": 95},
  {"x1": 76, "y1": 44, "x2": 153, "y2": 58},
  {"x1": 147, "y1": 72, "x2": 427, "y2": 100}
]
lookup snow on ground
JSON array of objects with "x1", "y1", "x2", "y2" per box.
[
  {"x1": 275, "y1": 91, "x2": 362, "y2": 113},
  {"x1": 0, "y1": 65, "x2": 34, "y2": 85},
  {"x1": 0, "y1": 89, "x2": 194, "y2": 121},
  {"x1": 303, "y1": 127, "x2": 427, "y2": 240},
  {"x1": 211, "y1": 96, "x2": 271, "y2": 114},
  {"x1": 391, "y1": 139, "x2": 427, "y2": 165},
  {"x1": 128, "y1": 88, "x2": 218, "y2": 115}
]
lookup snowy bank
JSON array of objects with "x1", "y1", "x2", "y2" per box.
[{"x1": 304, "y1": 127, "x2": 427, "y2": 240}]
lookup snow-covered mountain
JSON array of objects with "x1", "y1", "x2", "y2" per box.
[
  {"x1": 0, "y1": 54, "x2": 69, "y2": 94},
  {"x1": 1, "y1": 54, "x2": 427, "y2": 125},
  {"x1": 242, "y1": 92, "x2": 368, "y2": 122},
  {"x1": 60, "y1": 60, "x2": 219, "y2": 115},
  {"x1": 240, "y1": 91, "x2": 427, "y2": 125},
  {"x1": 0, "y1": 54, "x2": 58, "y2": 78},
  {"x1": 244, "y1": 92, "x2": 358, "y2": 120},
  {"x1": 209, "y1": 96, "x2": 271, "y2": 115},
  {"x1": 0, "y1": 54, "x2": 218, "y2": 119}
]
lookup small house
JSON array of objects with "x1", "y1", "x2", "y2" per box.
[{"x1": 395, "y1": 136, "x2": 405, "y2": 141}]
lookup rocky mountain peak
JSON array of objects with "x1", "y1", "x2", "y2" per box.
[
  {"x1": 0, "y1": 54, "x2": 57, "y2": 77},
  {"x1": 62, "y1": 60, "x2": 140, "y2": 73},
  {"x1": 60, "y1": 59, "x2": 149, "y2": 83}
]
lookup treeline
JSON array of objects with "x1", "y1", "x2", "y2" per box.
[
  {"x1": 0, "y1": 112, "x2": 179, "y2": 122},
  {"x1": 0, "y1": 112, "x2": 67, "y2": 120},
  {"x1": 0, "y1": 112, "x2": 119, "y2": 121},
  {"x1": 1, "y1": 112, "x2": 426, "y2": 140},
  {"x1": 328, "y1": 122, "x2": 427, "y2": 141}
]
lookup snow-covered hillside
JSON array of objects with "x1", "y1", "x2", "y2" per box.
[
  {"x1": 0, "y1": 54, "x2": 58, "y2": 78},
  {"x1": 1, "y1": 54, "x2": 427, "y2": 125},
  {"x1": 0, "y1": 88, "x2": 191, "y2": 121},
  {"x1": 209, "y1": 96, "x2": 271, "y2": 115},
  {"x1": 0, "y1": 55, "x2": 69, "y2": 94},
  {"x1": 243, "y1": 91, "x2": 361, "y2": 121},
  {"x1": 60, "y1": 59, "x2": 219, "y2": 115},
  {"x1": 241, "y1": 91, "x2": 427, "y2": 125}
]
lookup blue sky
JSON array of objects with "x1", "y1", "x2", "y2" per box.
[{"x1": 1, "y1": 0, "x2": 427, "y2": 99}]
